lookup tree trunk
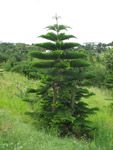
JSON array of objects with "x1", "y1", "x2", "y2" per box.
[{"x1": 52, "y1": 83, "x2": 57, "y2": 112}]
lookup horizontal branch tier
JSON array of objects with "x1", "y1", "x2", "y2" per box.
[
  {"x1": 35, "y1": 42, "x2": 80, "y2": 51},
  {"x1": 46, "y1": 24, "x2": 71, "y2": 32},
  {"x1": 32, "y1": 59, "x2": 89, "y2": 68},
  {"x1": 30, "y1": 51, "x2": 86, "y2": 59},
  {"x1": 40, "y1": 32, "x2": 75, "y2": 41}
]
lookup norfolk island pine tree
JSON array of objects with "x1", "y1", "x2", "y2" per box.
[{"x1": 27, "y1": 15, "x2": 98, "y2": 138}]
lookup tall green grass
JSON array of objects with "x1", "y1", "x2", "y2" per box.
[
  {"x1": 0, "y1": 72, "x2": 113, "y2": 150},
  {"x1": 0, "y1": 71, "x2": 39, "y2": 121},
  {"x1": 0, "y1": 110, "x2": 99, "y2": 150}
]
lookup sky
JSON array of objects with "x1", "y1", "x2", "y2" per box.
[{"x1": 0, "y1": 0, "x2": 113, "y2": 44}]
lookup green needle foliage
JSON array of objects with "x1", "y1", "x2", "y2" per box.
[{"x1": 28, "y1": 17, "x2": 97, "y2": 138}]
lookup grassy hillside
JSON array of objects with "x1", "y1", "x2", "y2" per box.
[
  {"x1": 0, "y1": 72, "x2": 31, "y2": 117},
  {"x1": 0, "y1": 72, "x2": 113, "y2": 150}
]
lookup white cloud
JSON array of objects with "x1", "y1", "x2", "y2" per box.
[{"x1": 0, "y1": 0, "x2": 113, "y2": 44}]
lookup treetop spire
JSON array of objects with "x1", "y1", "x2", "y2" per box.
[{"x1": 52, "y1": 14, "x2": 61, "y2": 25}]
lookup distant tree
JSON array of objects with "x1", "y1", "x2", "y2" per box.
[
  {"x1": 82, "y1": 42, "x2": 106, "y2": 63},
  {"x1": 104, "y1": 49, "x2": 113, "y2": 88},
  {"x1": 0, "y1": 53, "x2": 7, "y2": 63},
  {"x1": 96, "y1": 43, "x2": 106, "y2": 53},
  {"x1": 103, "y1": 49, "x2": 113, "y2": 111},
  {"x1": 107, "y1": 41, "x2": 113, "y2": 47},
  {"x1": 104, "y1": 49, "x2": 113, "y2": 73},
  {"x1": 26, "y1": 16, "x2": 97, "y2": 138}
]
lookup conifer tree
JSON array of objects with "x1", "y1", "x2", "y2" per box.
[{"x1": 28, "y1": 15, "x2": 97, "y2": 138}]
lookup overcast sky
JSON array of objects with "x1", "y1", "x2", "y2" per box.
[{"x1": 0, "y1": 0, "x2": 113, "y2": 44}]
